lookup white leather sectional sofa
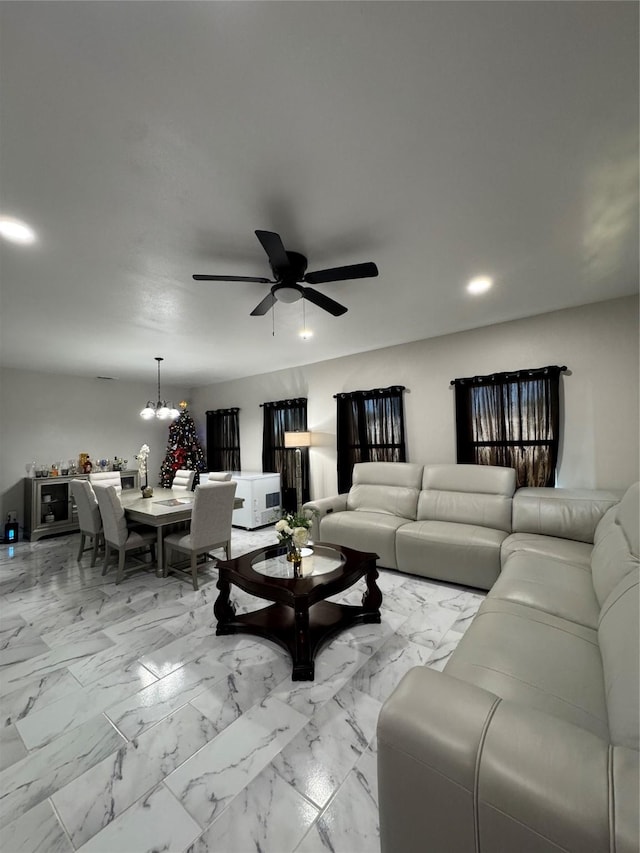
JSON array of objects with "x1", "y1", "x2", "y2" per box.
[
  {"x1": 305, "y1": 462, "x2": 620, "y2": 590},
  {"x1": 306, "y1": 464, "x2": 639, "y2": 852},
  {"x1": 377, "y1": 480, "x2": 639, "y2": 853}
]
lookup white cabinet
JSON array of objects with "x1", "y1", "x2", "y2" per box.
[
  {"x1": 24, "y1": 470, "x2": 139, "y2": 541},
  {"x1": 231, "y1": 472, "x2": 281, "y2": 530}
]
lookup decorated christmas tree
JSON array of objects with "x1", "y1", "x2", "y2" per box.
[{"x1": 159, "y1": 402, "x2": 206, "y2": 488}]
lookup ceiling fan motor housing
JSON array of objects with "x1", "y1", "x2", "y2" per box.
[{"x1": 272, "y1": 250, "x2": 307, "y2": 283}]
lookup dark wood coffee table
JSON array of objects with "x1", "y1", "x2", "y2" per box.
[{"x1": 214, "y1": 542, "x2": 382, "y2": 680}]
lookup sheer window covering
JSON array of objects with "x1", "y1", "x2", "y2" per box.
[
  {"x1": 261, "y1": 398, "x2": 309, "y2": 512},
  {"x1": 335, "y1": 386, "x2": 406, "y2": 493},
  {"x1": 453, "y1": 366, "x2": 565, "y2": 488},
  {"x1": 206, "y1": 408, "x2": 241, "y2": 473}
]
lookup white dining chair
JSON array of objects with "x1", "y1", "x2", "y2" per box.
[
  {"x1": 206, "y1": 471, "x2": 232, "y2": 482},
  {"x1": 89, "y1": 470, "x2": 122, "y2": 494},
  {"x1": 94, "y1": 484, "x2": 156, "y2": 584},
  {"x1": 70, "y1": 478, "x2": 103, "y2": 567},
  {"x1": 164, "y1": 480, "x2": 237, "y2": 590},
  {"x1": 172, "y1": 469, "x2": 195, "y2": 492}
]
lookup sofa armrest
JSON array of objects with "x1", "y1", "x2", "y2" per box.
[
  {"x1": 303, "y1": 494, "x2": 348, "y2": 542},
  {"x1": 377, "y1": 666, "x2": 637, "y2": 853},
  {"x1": 377, "y1": 666, "x2": 499, "y2": 853}
]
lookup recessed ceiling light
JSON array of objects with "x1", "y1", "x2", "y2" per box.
[
  {"x1": 0, "y1": 216, "x2": 37, "y2": 245},
  {"x1": 467, "y1": 276, "x2": 493, "y2": 295}
]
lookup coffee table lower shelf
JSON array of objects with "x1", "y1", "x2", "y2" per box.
[{"x1": 216, "y1": 599, "x2": 381, "y2": 681}]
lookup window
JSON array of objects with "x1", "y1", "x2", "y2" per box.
[
  {"x1": 335, "y1": 386, "x2": 406, "y2": 493},
  {"x1": 206, "y1": 408, "x2": 241, "y2": 473},
  {"x1": 261, "y1": 398, "x2": 309, "y2": 512},
  {"x1": 453, "y1": 365, "x2": 565, "y2": 488}
]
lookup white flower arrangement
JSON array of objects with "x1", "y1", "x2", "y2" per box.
[
  {"x1": 136, "y1": 444, "x2": 150, "y2": 480},
  {"x1": 275, "y1": 510, "x2": 314, "y2": 549}
]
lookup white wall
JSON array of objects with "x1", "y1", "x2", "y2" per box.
[
  {"x1": 0, "y1": 372, "x2": 186, "y2": 532},
  {"x1": 189, "y1": 296, "x2": 639, "y2": 498},
  {"x1": 2, "y1": 296, "x2": 637, "y2": 536}
]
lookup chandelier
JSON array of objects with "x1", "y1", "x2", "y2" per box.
[{"x1": 140, "y1": 357, "x2": 180, "y2": 421}]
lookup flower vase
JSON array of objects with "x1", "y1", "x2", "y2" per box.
[
  {"x1": 286, "y1": 542, "x2": 303, "y2": 577},
  {"x1": 141, "y1": 477, "x2": 153, "y2": 499}
]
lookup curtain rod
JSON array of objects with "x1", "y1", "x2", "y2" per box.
[
  {"x1": 260, "y1": 397, "x2": 307, "y2": 408},
  {"x1": 450, "y1": 365, "x2": 567, "y2": 387},
  {"x1": 333, "y1": 385, "x2": 406, "y2": 399}
]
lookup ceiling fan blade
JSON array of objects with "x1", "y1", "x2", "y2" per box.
[
  {"x1": 302, "y1": 287, "x2": 348, "y2": 317},
  {"x1": 250, "y1": 291, "x2": 277, "y2": 316},
  {"x1": 193, "y1": 274, "x2": 272, "y2": 283},
  {"x1": 303, "y1": 261, "x2": 378, "y2": 285},
  {"x1": 255, "y1": 230, "x2": 290, "y2": 271}
]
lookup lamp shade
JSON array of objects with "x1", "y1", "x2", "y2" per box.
[{"x1": 284, "y1": 431, "x2": 312, "y2": 448}]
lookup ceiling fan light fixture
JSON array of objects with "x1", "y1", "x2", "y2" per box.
[{"x1": 274, "y1": 285, "x2": 303, "y2": 304}]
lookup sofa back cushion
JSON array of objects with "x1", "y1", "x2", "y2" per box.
[
  {"x1": 347, "y1": 462, "x2": 423, "y2": 519},
  {"x1": 511, "y1": 487, "x2": 621, "y2": 544},
  {"x1": 417, "y1": 464, "x2": 515, "y2": 531},
  {"x1": 592, "y1": 482, "x2": 639, "y2": 607},
  {"x1": 598, "y1": 568, "x2": 639, "y2": 749}
]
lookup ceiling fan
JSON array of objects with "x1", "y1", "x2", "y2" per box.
[{"x1": 193, "y1": 230, "x2": 378, "y2": 317}]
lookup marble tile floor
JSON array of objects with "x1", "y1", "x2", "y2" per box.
[{"x1": 0, "y1": 526, "x2": 485, "y2": 853}]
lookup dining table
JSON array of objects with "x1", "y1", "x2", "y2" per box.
[{"x1": 120, "y1": 488, "x2": 244, "y2": 576}]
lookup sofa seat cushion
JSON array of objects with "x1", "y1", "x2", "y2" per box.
[
  {"x1": 492, "y1": 551, "x2": 600, "y2": 629},
  {"x1": 501, "y1": 532, "x2": 592, "y2": 568},
  {"x1": 396, "y1": 521, "x2": 507, "y2": 590},
  {"x1": 445, "y1": 598, "x2": 608, "y2": 739},
  {"x1": 319, "y1": 510, "x2": 409, "y2": 570}
]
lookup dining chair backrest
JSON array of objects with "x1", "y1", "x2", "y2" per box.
[
  {"x1": 89, "y1": 471, "x2": 123, "y2": 494},
  {"x1": 190, "y1": 481, "x2": 237, "y2": 550},
  {"x1": 70, "y1": 478, "x2": 102, "y2": 535},
  {"x1": 207, "y1": 471, "x2": 232, "y2": 482},
  {"x1": 94, "y1": 484, "x2": 128, "y2": 547},
  {"x1": 172, "y1": 469, "x2": 196, "y2": 492}
]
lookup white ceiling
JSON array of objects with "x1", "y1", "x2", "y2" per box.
[{"x1": 1, "y1": 1, "x2": 637, "y2": 387}]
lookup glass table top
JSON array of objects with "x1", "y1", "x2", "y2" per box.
[{"x1": 252, "y1": 545, "x2": 345, "y2": 579}]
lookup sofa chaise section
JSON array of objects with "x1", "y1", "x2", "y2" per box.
[{"x1": 377, "y1": 482, "x2": 639, "y2": 853}]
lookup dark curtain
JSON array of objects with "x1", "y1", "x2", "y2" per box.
[
  {"x1": 261, "y1": 398, "x2": 309, "y2": 512},
  {"x1": 453, "y1": 366, "x2": 564, "y2": 487},
  {"x1": 205, "y1": 408, "x2": 241, "y2": 472},
  {"x1": 335, "y1": 386, "x2": 406, "y2": 493}
]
